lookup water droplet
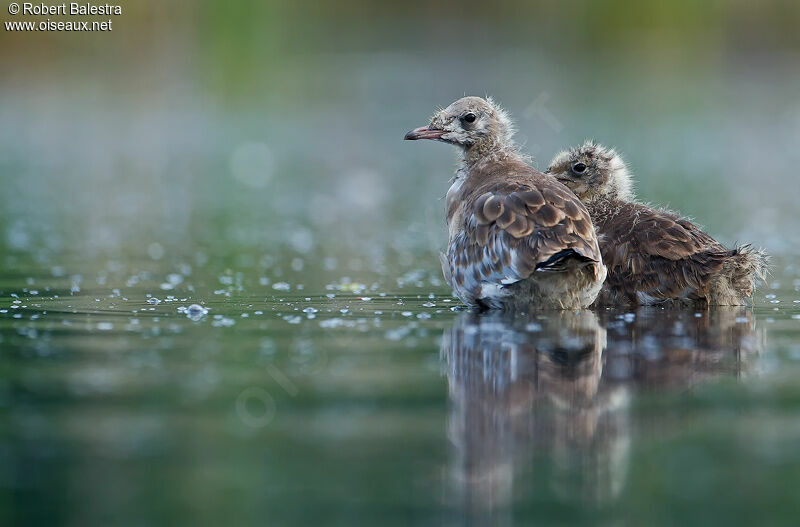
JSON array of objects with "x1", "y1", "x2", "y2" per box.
[
  {"x1": 184, "y1": 304, "x2": 208, "y2": 321},
  {"x1": 147, "y1": 243, "x2": 165, "y2": 260}
]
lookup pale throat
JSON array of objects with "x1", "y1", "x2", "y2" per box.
[{"x1": 461, "y1": 136, "x2": 512, "y2": 167}]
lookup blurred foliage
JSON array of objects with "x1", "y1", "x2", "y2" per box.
[{"x1": 3, "y1": 0, "x2": 800, "y2": 101}]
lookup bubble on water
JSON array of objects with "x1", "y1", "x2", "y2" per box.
[
  {"x1": 289, "y1": 228, "x2": 314, "y2": 254},
  {"x1": 397, "y1": 269, "x2": 426, "y2": 288},
  {"x1": 303, "y1": 307, "x2": 318, "y2": 314},
  {"x1": 147, "y1": 243, "x2": 165, "y2": 261},
  {"x1": 386, "y1": 325, "x2": 413, "y2": 341},
  {"x1": 259, "y1": 277, "x2": 271, "y2": 286},
  {"x1": 166, "y1": 273, "x2": 184, "y2": 286},
  {"x1": 147, "y1": 297, "x2": 161, "y2": 305},
  {"x1": 792, "y1": 314, "x2": 800, "y2": 320},
  {"x1": 211, "y1": 316, "x2": 236, "y2": 327},
  {"x1": 183, "y1": 304, "x2": 208, "y2": 321},
  {"x1": 7, "y1": 222, "x2": 31, "y2": 250},
  {"x1": 96, "y1": 322, "x2": 114, "y2": 331},
  {"x1": 272, "y1": 282, "x2": 291, "y2": 292},
  {"x1": 230, "y1": 141, "x2": 274, "y2": 188}
]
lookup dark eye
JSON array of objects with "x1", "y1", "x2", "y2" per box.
[
  {"x1": 572, "y1": 162, "x2": 587, "y2": 174},
  {"x1": 462, "y1": 113, "x2": 476, "y2": 124}
]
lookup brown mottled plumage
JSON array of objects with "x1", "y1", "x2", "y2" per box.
[
  {"x1": 405, "y1": 97, "x2": 606, "y2": 310},
  {"x1": 547, "y1": 142, "x2": 769, "y2": 306}
]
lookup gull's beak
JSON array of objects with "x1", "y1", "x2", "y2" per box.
[{"x1": 404, "y1": 125, "x2": 445, "y2": 141}]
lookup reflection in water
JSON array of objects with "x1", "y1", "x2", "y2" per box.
[{"x1": 441, "y1": 308, "x2": 763, "y2": 518}]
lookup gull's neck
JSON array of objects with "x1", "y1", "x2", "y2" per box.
[{"x1": 460, "y1": 139, "x2": 520, "y2": 171}]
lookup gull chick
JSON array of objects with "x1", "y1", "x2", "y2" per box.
[
  {"x1": 547, "y1": 142, "x2": 768, "y2": 305},
  {"x1": 404, "y1": 97, "x2": 606, "y2": 310}
]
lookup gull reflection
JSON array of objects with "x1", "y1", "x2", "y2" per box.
[{"x1": 441, "y1": 307, "x2": 763, "y2": 518}]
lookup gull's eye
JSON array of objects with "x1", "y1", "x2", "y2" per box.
[
  {"x1": 461, "y1": 113, "x2": 477, "y2": 124},
  {"x1": 572, "y1": 162, "x2": 587, "y2": 175}
]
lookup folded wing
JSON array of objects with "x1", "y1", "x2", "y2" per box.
[
  {"x1": 447, "y1": 181, "x2": 602, "y2": 300},
  {"x1": 604, "y1": 207, "x2": 732, "y2": 301}
]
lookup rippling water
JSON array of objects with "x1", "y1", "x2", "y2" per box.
[
  {"x1": 3, "y1": 252, "x2": 800, "y2": 524},
  {"x1": 4, "y1": 3, "x2": 800, "y2": 522}
]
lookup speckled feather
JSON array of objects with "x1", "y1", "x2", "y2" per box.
[
  {"x1": 547, "y1": 141, "x2": 769, "y2": 305},
  {"x1": 594, "y1": 201, "x2": 734, "y2": 304},
  {"x1": 445, "y1": 156, "x2": 604, "y2": 307},
  {"x1": 407, "y1": 97, "x2": 606, "y2": 309}
]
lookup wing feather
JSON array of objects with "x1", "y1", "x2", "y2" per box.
[
  {"x1": 448, "y1": 180, "x2": 602, "y2": 301},
  {"x1": 602, "y1": 205, "x2": 732, "y2": 302}
]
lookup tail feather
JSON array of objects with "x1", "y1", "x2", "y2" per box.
[
  {"x1": 535, "y1": 249, "x2": 596, "y2": 272},
  {"x1": 710, "y1": 244, "x2": 770, "y2": 303},
  {"x1": 729, "y1": 244, "x2": 770, "y2": 283}
]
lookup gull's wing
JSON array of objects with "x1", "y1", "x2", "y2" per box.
[
  {"x1": 602, "y1": 206, "x2": 732, "y2": 301},
  {"x1": 447, "y1": 179, "x2": 602, "y2": 298}
]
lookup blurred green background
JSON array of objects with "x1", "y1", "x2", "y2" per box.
[{"x1": 2, "y1": 0, "x2": 800, "y2": 273}]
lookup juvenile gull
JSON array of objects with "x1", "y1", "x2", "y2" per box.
[
  {"x1": 404, "y1": 97, "x2": 606, "y2": 310},
  {"x1": 547, "y1": 141, "x2": 769, "y2": 306}
]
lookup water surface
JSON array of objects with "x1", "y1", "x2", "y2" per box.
[
  {"x1": 3, "y1": 3, "x2": 800, "y2": 523},
  {"x1": 2, "y1": 255, "x2": 800, "y2": 525}
]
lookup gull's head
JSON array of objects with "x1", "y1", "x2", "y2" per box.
[
  {"x1": 404, "y1": 96, "x2": 515, "y2": 153},
  {"x1": 546, "y1": 141, "x2": 634, "y2": 202}
]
